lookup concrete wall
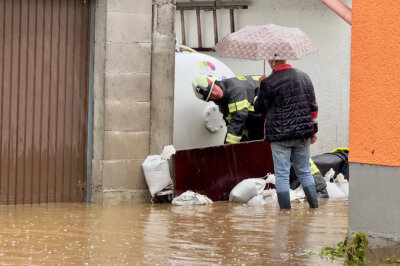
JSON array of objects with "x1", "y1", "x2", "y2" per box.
[
  {"x1": 349, "y1": 164, "x2": 400, "y2": 248},
  {"x1": 92, "y1": 0, "x2": 153, "y2": 203},
  {"x1": 150, "y1": 0, "x2": 176, "y2": 154},
  {"x1": 349, "y1": 0, "x2": 400, "y2": 247},
  {"x1": 176, "y1": 0, "x2": 352, "y2": 156}
]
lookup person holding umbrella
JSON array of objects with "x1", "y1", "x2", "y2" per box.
[
  {"x1": 254, "y1": 59, "x2": 319, "y2": 209},
  {"x1": 215, "y1": 24, "x2": 321, "y2": 209}
]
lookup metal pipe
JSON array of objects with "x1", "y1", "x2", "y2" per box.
[{"x1": 320, "y1": 0, "x2": 352, "y2": 25}]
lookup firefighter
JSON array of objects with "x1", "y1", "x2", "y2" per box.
[
  {"x1": 192, "y1": 74, "x2": 264, "y2": 144},
  {"x1": 290, "y1": 158, "x2": 329, "y2": 198},
  {"x1": 192, "y1": 74, "x2": 328, "y2": 198}
]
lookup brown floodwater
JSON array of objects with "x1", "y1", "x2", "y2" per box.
[{"x1": 0, "y1": 199, "x2": 349, "y2": 265}]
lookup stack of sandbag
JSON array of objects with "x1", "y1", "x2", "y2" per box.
[
  {"x1": 229, "y1": 178, "x2": 267, "y2": 203},
  {"x1": 229, "y1": 174, "x2": 306, "y2": 206},
  {"x1": 324, "y1": 168, "x2": 349, "y2": 198}
]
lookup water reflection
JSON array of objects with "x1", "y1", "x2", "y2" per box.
[{"x1": 0, "y1": 199, "x2": 348, "y2": 265}]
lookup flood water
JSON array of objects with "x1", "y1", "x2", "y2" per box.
[{"x1": 0, "y1": 199, "x2": 349, "y2": 265}]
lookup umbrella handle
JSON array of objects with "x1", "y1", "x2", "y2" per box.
[{"x1": 263, "y1": 60, "x2": 265, "y2": 75}]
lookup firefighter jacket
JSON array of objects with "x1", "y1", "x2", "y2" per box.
[{"x1": 213, "y1": 75, "x2": 261, "y2": 144}]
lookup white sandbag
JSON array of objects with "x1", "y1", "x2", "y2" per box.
[
  {"x1": 324, "y1": 168, "x2": 335, "y2": 182},
  {"x1": 261, "y1": 188, "x2": 305, "y2": 204},
  {"x1": 142, "y1": 155, "x2": 173, "y2": 197},
  {"x1": 265, "y1": 173, "x2": 276, "y2": 184},
  {"x1": 229, "y1": 178, "x2": 267, "y2": 203},
  {"x1": 142, "y1": 145, "x2": 176, "y2": 197},
  {"x1": 247, "y1": 195, "x2": 266, "y2": 206},
  {"x1": 264, "y1": 196, "x2": 277, "y2": 205},
  {"x1": 326, "y1": 182, "x2": 346, "y2": 198},
  {"x1": 261, "y1": 188, "x2": 276, "y2": 198},
  {"x1": 336, "y1": 183, "x2": 349, "y2": 196},
  {"x1": 160, "y1": 145, "x2": 176, "y2": 160},
  {"x1": 335, "y1": 173, "x2": 349, "y2": 196},
  {"x1": 261, "y1": 189, "x2": 278, "y2": 205},
  {"x1": 294, "y1": 184, "x2": 304, "y2": 194},
  {"x1": 172, "y1": 191, "x2": 213, "y2": 206},
  {"x1": 290, "y1": 189, "x2": 305, "y2": 202}
]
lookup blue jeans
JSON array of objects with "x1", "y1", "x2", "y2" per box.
[{"x1": 270, "y1": 139, "x2": 315, "y2": 193}]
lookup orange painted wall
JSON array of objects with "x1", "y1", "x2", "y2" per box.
[{"x1": 350, "y1": 1, "x2": 400, "y2": 167}]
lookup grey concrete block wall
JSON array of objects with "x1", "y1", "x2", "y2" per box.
[
  {"x1": 107, "y1": 0, "x2": 152, "y2": 14},
  {"x1": 103, "y1": 132, "x2": 149, "y2": 160},
  {"x1": 92, "y1": 0, "x2": 107, "y2": 203},
  {"x1": 150, "y1": 0, "x2": 176, "y2": 154},
  {"x1": 105, "y1": 73, "x2": 150, "y2": 102},
  {"x1": 102, "y1": 160, "x2": 148, "y2": 189},
  {"x1": 106, "y1": 13, "x2": 152, "y2": 43},
  {"x1": 92, "y1": 0, "x2": 154, "y2": 203},
  {"x1": 105, "y1": 43, "x2": 151, "y2": 73},
  {"x1": 104, "y1": 102, "x2": 150, "y2": 131}
]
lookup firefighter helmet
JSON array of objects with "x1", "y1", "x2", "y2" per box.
[{"x1": 192, "y1": 75, "x2": 217, "y2": 102}]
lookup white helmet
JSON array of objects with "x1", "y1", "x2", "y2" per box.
[{"x1": 192, "y1": 75, "x2": 217, "y2": 102}]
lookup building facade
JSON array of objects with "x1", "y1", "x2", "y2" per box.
[
  {"x1": 91, "y1": 0, "x2": 175, "y2": 203},
  {"x1": 3, "y1": 0, "x2": 399, "y2": 251},
  {"x1": 349, "y1": 0, "x2": 400, "y2": 248},
  {"x1": 0, "y1": 0, "x2": 176, "y2": 204}
]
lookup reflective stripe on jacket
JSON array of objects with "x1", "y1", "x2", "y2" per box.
[
  {"x1": 309, "y1": 158, "x2": 320, "y2": 175},
  {"x1": 214, "y1": 75, "x2": 261, "y2": 143}
]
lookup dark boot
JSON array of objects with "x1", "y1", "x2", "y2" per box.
[
  {"x1": 303, "y1": 186, "x2": 319, "y2": 208},
  {"x1": 277, "y1": 191, "x2": 291, "y2": 209},
  {"x1": 317, "y1": 187, "x2": 329, "y2": 198}
]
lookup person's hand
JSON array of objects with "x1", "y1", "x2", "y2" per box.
[
  {"x1": 310, "y1": 134, "x2": 318, "y2": 144},
  {"x1": 258, "y1": 75, "x2": 267, "y2": 86}
]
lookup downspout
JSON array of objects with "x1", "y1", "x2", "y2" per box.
[{"x1": 320, "y1": 0, "x2": 352, "y2": 25}]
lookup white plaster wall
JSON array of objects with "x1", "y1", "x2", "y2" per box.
[{"x1": 176, "y1": 0, "x2": 351, "y2": 156}]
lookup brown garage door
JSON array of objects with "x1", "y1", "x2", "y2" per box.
[{"x1": 0, "y1": 0, "x2": 90, "y2": 204}]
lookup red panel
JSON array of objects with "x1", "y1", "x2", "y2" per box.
[{"x1": 175, "y1": 141, "x2": 274, "y2": 201}]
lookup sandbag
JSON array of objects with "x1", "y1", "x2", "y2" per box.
[
  {"x1": 247, "y1": 195, "x2": 266, "y2": 206},
  {"x1": 142, "y1": 146, "x2": 176, "y2": 197},
  {"x1": 229, "y1": 178, "x2": 267, "y2": 203},
  {"x1": 323, "y1": 169, "x2": 347, "y2": 198},
  {"x1": 142, "y1": 155, "x2": 173, "y2": 197},
  {"x1": 326, "y1": 182, "x2": 346, "y2": 198},
  {"x1": 172, "y1": 191, "x2": 213, "y2": 206},
  {"x1": 335, "y1": 173, "x2": 349, "y2": 196},
  {"x1": 261, "y1": 189, "x2": 277, "y2": 205},
  {"x1": 290, "y1": 189, "x2": 305, "y2": 202},
  {"x1": 337, "y1": 183, "x2": 349, "y2": 196}
]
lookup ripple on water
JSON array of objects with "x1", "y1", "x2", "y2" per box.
[{"x1": 0, "y1": 199, "x2": 348, "y2": 265}]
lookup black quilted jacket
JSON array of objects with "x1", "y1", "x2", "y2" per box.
[{"x1": 254, "y1": 68, "x2": 318, "y2": 142}]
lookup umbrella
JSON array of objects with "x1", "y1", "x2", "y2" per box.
[{"x1": 214, "y1": 24, "x2": 317, "y2": 74}]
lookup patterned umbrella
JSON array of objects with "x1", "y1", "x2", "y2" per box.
[{"x1": 215, "y1": 24, "x2": 317, "y2": 61}]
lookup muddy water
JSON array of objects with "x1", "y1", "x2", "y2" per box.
[{"x1": 0, "y1": 199, "x2": 348, "y2": 265}]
